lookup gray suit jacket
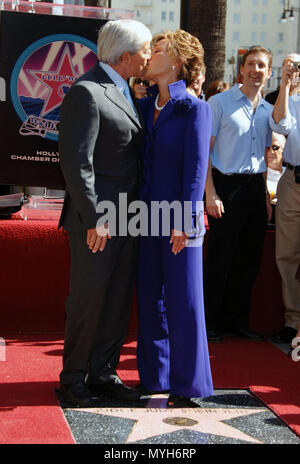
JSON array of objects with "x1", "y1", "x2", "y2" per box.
[{"x1": 58, "y1": 63, "x2": 143, "y2": 233}]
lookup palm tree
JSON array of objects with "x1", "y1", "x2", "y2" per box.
[{"x1": 187, "y1": 0, "x2": 227, "y2": 91}]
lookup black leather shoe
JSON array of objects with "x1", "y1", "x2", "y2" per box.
[
  {"x1": 137, "y1": 383, "x2": 170, "y2": 396},
  {"x1": 234, "y1": 329, "x2": 264, "y2": 340},
  {"x1": 137, "y1": 383, "x2": 152, "y2": 395},
  {"x1": 271, "y1": 327, "x2": 297, "y2": 344},
  {"x1": 59, "y1": 381, "x2": 98, "y2": 408},
  {"x1": 167, "y1": 394, "x2": 199, "y2": 408},
  {"x1": 207, "y1": 330, "x2": 224, "y2": 343},
  {"x1": 89, "y1": 376, "x2": 141, "y2": 401}
]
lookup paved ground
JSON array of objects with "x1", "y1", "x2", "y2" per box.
[{"x1": 57, "y1": 387, "x2": 299, "y2": 445}]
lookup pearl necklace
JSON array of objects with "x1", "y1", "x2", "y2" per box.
[{"x1": 155, "y1": 93, "x2": 169, "y2": 111}]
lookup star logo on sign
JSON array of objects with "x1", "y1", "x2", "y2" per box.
[
  {"x1": 30, "y1": 44, "x2": 81, "y2": 117},
  {"x1": 71, "y1": 395, "x2": 264, "y2": 444}
]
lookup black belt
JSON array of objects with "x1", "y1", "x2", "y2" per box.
[
  {"x1": 212, "y1": 168, "x2": 263, "y2": 178},
  {"x1": 283, "y1": 161, "x2": 298, "y2": 171}
]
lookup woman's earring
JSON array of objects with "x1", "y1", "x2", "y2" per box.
[{"x1": 172, "y1": 65, "x2": 176, "y2": 70}]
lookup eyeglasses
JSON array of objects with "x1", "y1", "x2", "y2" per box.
[
  {"x1": 134, "y1": 78, "x2": 150, "y2": 87},
  {"x1": 271, "y1": 145, "x2": 281, "y2": 151}
]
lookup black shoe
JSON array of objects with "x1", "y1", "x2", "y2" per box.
[
  {"x1": 59, "y1": 381, "x2": 98, "y2": 408},
  {"x1": 234, "y1": 329, "x2": 264, "y2": 340},
  {"x1": 207, "y1": 329, "x2": 224, "y2": 343},
  {"x1": 167, "y1": 394, "x2": 199, "y2": 408},
  {"x1": 89, "y1": 376, "x2": 141, "y2": 401},
  {"x1": 137, "y1": 382, "x2": 170, "y2": 396},
  {"x1": 137, "y1": 383, "x2": 152, "y2": 395},
  {"x1": 271, "y1": 327, "x2": 297, "y2": 344}
]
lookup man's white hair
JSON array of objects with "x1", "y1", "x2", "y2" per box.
[
  {"x1": 272, "y1": 132, "x2": 286, "y2": 149},
  {"x1": 283, "y1": 52, "x2": 300, "y2": 64},
  {"x1": 97, "y1": 20, "x2": 152, "y2": 64}
]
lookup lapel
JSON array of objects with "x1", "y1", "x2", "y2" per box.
[
  {"x1": 146, "y1": 81, "x2": 187, "y2": 134},
  {"x1": 103, "y1": 84, "x2": 142, "y2": 129},
  {"x1": 144, "y1": 95, "x2": 177, "y2": 136},
  {"x1": 153, "y1": 101, "x2": 176, "y2": 132},
  {"x1": 130, "y1": 87, "x2": 145, "y2": 132},
  {"x1": 91, "y1": 64, "x2": 142, "y2": 129}
]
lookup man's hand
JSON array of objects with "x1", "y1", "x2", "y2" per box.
[
  {"x1": 206, "y1": 192, "x2": 225, "y2": 219},
  {"x1": 272, "y1": 58, "x2": 298, "y2": 125},
  {"x1": 281, "y1": 59, "x2": 297, "y2": 88},
  {"x1": 170, "y1": 229, "x2": 189, "y2": 255},
  {"x1": 266, "y1": 192, "x2": 273, "y2": 223},
  {"x1": 87, "y1": 223, "x2": 111, "y2": 253},
  {"x1": 204, "y1": 139, "x2": 225, "y2": 219}
]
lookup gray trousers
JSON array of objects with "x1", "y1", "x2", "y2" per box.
[
  {"x1": 276, "y1": 168, "x2": 300, "y2": 330},
  {"x1": 60, "y1": 232, "x2": 137, "y2": 385}
]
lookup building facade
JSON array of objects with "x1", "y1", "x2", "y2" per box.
[
  {"x1": 110, "y1": 0, "x2": 299, "y2": 92},
  {"x1": 110, "y1": 0, "x2": 181, "y2": 34}
]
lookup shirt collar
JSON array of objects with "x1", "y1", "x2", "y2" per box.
[
  {"x1": 259, "y1": 95, "x2": 272, "y2": 109},
  {"x1": 231, "y1": 83, "x2": 247, "y2": 101},
  {"x1": 231, "y1": 83, "x2": 270, "y2": 109},
  {"x1": 99, "y1": 61, "x2": 129, "y2": 93},
  {"x1": 147, "y1": 79, "x2": 187, "y2": 100}
]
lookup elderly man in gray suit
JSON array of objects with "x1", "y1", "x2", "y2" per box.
[{"x1": 58, "y1": 20, "x2": 152, "y2": 407}]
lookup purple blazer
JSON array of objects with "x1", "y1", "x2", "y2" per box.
[{"x1": 138, "y1": 80, "x2": 212, "y2": 234}]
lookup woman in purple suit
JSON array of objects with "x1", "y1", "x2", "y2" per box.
[{"x1": 137, "y1": 30, "x2": 213, "y2": 407}]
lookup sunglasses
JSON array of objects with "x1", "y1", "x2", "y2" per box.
[
  {"x1": 134, "y1": 78, "x2": 150, "y2": 87},
  {"x1": 271, "y1": 145, "x2": 281, "y2": 151}
]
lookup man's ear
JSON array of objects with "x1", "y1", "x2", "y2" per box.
[
  {"x1": 240, "y1": 64, "x2": 244, "y2": 79},
  {"x1": 267, "y1": 67, "x2": 272, "y2": 80},
  {"x1": 120, "y1": 51, "x2": 131, "y2": 64}
]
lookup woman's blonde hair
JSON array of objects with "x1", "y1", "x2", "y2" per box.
[{"x1": 151, "y1": 30, "x2": 204, "y2": 87}]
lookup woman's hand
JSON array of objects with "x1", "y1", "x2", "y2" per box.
[{"x1": 170, "y1": 229, "x2": 189, "y2": 255}]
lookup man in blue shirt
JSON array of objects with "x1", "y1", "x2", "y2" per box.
[
  {"x1": 269, "y1": 53, "x2": 300, "y2": 344},
  {"x1": 204, "y1": 46, "x2": 273, "y2": 343}
]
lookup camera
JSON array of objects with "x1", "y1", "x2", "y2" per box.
[
  {"x1": 295, "y1": 166, "x2": 300, "y2": 184},
  {"x1": 293, "y1": 61, "x2": 300, "y2": 72}
]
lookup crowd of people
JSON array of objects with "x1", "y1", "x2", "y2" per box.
[{"x1": 56, "y1": 19, "x2": 300, "y2": 409}]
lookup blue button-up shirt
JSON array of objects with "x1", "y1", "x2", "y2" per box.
[
  {"x1": 99, "y1": 61, "x2": 136, "y2": 110},
  {"x1": 208, "y1": 84, "x2": 273, "y2": 174},
  {"x1": 269, "y1": 94, "x2": 300, "y2": 166}
]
